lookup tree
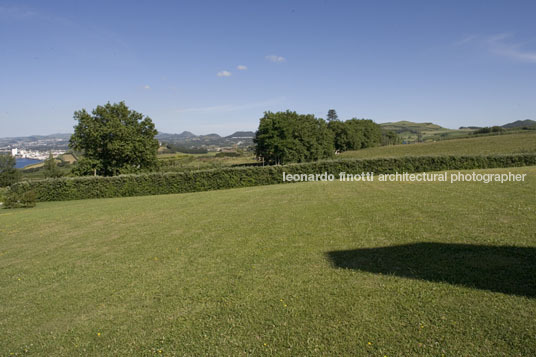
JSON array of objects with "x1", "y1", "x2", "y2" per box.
[
  {"x1": 43, "y1": 153, "x2": 62, "y2": 178},
  {"x1": 328, "y1": 118, "x2": 382, "y2": 152},
  {"x1": 416, "y1": 130, "x2": 423, "y2": 143},
  {"x1": 69, "y1": 102, "x2": 159, "y2": 176},
  {"x1": 349, "y1": 118, "x2": 382, "y2": 148},
  {"x1": 381, "y1": 130, "x2": 401, "y2": 146},
  {"x1": 328, "y1": 120, "x2": 355, "y2": 152},
  {"x1": 254, "y1": 111, "x2": 334, "y2": 165},
  {"x1": 327, "y1": 109, "x2": 339, "y2": 122},
  {"x1": 0, "y1": 154, "x2": 21, "y2": 187}
]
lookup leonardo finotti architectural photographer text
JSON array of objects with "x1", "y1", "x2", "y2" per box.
[{"x1": 282, "y1": 171, "x2": 527, "y2": 184}]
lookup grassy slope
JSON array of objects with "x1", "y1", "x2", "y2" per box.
[
  {"x1": 341, "y1": 132, "x2": 536, "y2": 159},
  {"x1": 1, "y1": 167, "x2": 535, "y2": 355},
  {"x1": 158, "y1": 152, "x2": 257, "y2": 172},
  {"x1": 379, "y1": 121, "x2": 472, "y2": 142}
]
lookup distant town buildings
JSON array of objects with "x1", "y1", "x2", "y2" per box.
[{"x1": 8, "y1": 148, "x2": 64, "y2": 160}]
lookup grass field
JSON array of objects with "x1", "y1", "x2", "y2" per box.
[
  {"x1": 341, "y1": 132, "x2": 536, "y2": 159},
  {"x1": 158, "y1": 152, "x2": 257, "y2": 172},
  {"x1": 1, "y1": 166, "x2": 535, "y2": 355}
]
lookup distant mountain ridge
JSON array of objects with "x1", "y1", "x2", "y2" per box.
[
  {"x1": 0, "y1": 133, "x2": 72, "y2": 151},
  {"x1": 155, "y1": 131, "x2": 255, "y2": 149},
  {"x1": 502, "y1": 119, "x2": 536, "y2": 129},
  {"x1": 226, "y1": 131, "x2": 255, "y2": 138},
  {"x1": 2, "y1": 120, "x2": 533, "y2": 151}
]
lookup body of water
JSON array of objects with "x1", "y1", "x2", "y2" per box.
[{"x1": 15, "y1": 158, "x2": 42, "y2": 168}]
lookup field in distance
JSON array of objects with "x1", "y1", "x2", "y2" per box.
[
  {"x1": 1, "y1": 167, "x2": 535, "y2": 355},
  {"x1": 341, "y1": 132, "x2": 536, "y2": 159},
  {"x1": 380, "y1": 120, "x2": 473, "y2": 142}
]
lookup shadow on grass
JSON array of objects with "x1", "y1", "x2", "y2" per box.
[{"x1": 326, "y1": 243, "x2": 536, "y2": 298}]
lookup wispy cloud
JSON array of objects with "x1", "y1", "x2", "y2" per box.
[
  {"x1": 237, "y1": 65, "x2": 248, "y2": 70},
  {"x1": 266, "y1": 55, "x2": 286, "y2": 63},
  {"x1": 487, "y1": 33, "x2": 536, "y2": 63},
  {"x1": 217, "y1": 70, "x2": 232, "y2": 77},
  {"x1": 0, "y1": 5, "x2": 130, "y2": 52},
  {"x1": 455, "y1": 33, "x2": 536, "y2": 64},
  {"x1": 0, "y1": 5, "x2": 37, "y2": 19},
  {"x1": 176, "y1": 97, "x2": 286, "y2": 114},
  {"x1": 143, "y1": 85, "x2": 151, "y2": 90},
  {"x1": 453, "y1": 34, "x2": 478, "y2": 46}
]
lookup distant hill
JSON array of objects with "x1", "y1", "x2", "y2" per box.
[
  {"x1": 378, "y1": 121, "x2": 469, "y2": 143},
  {"x1": 502, "y1": 119, "x2": 536, "y2": 129},
  {"x1": 226, "y1": 131, "x2": 255, "y2": 138},
  {"x1": 156, "y1": 131, "x2": 253, "y2": 149},
  {"x1": 156, "y1": 131, "x2": 197, "y2": 141},
  {"x1": 380, "y1": 121, "x2": 444, "y2": 133},
  {"x1": 0, "y1": 133, "x2": 71, "y2": 151},
  {"x1": 1, "y1": 130, "x2": 255, "y2": 151}
]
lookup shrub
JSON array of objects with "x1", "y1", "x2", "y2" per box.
[
  {"x1": 3, "y1": 190, "x2": 36, "y2": 209},
  {"x1": 8, "y1": 154, "x2": 536, "y2": 202},
  {"x1": 0, "y1": 187, "x2": 7, "y2": 204}
]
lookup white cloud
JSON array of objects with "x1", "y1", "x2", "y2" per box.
[
  {"x1": 237, "y1": 65, "x2": 248, "y2": 70},
  {"x1": 487, "y1": 33, "x2": 536, "y2": 63},
  {"x1": 143, "y1": 85, "x2": 151, "y2": 90},
  {"x1": 217, "y1": 70, "x2": 232, "y2": 77},
  {"x1": 266, "y1": 55, "x2": 286, "y2": 63}
]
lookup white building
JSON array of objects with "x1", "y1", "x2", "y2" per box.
[{"x1": 11, "y1": 148, "x2": 18, "y2": 156}]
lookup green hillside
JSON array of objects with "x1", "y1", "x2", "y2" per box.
[
  {"x1": 502, "y1": 119, "x2": 536, "y2": 129},
  {"x1": 341, "y1": 132, "x2": 536, "y2": 159},
  {"x1": 1, "y1": 166, "x2": 535, "y2": 355},
  {"x1": 380, "y1": 121, "x2": 472, "y2": 142},
  {"x1": 380, "y1": 120, "x2": 443, "y2": 132}
]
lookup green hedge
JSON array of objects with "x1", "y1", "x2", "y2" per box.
[{"x1": 8, "y1": 154, "x2": 536, "y2": 202}]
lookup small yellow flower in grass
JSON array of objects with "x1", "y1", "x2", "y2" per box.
[
  {"x1": 158, "y1": 350, "x2": 163, "y2": 353},
  {"x1": 263, "y1": 343, "x2": 267, "y2": 346},
  {"x1": 368, "y1": 342, "x2": 372, "y2": 345},
  {"x1": 97, "y1": 332, "x2": 101, "y2": 337}
]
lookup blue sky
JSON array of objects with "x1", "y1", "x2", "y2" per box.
[{"x1": 1, "y1": 0, "x2": 535, "y2": 137}]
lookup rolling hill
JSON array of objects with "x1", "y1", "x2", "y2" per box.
[
  {"x1": 379, "y1": 121, "x2": 472, "y2": 142},
  {"x1": 156, "y1": 131, "x2": 254, "y2": 149},
  {"x1": 502, "y1": 119, "x2": 536, "y2": 129},
  {"x1": 340, "y1": 132, "x2": 536, "y2": 159}
]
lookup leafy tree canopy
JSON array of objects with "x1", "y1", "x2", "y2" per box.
[
  {"x1": 254, "y1": 111, "x2": 334, "y2": 165},
  {"x1": 0, "y1": 154, "x2": 21, "y2": 187},
  {"x1": 69, "y1": 102, "x2": 159, "y2": 176},
  {"x1": 328, "y1": 118, "x2": 382, "y2": 152}
]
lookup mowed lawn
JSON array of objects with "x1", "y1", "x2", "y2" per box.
[
  {"x1": 1, "y1": 167, "x2": 536, "y2": 356},
  {"x1": 340, "y1": 132, "x2": 536, "y2": 159}
]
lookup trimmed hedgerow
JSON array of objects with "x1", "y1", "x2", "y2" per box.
[{"x1": 8, "y1": 154, "x2": 536, "y2": 202}]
